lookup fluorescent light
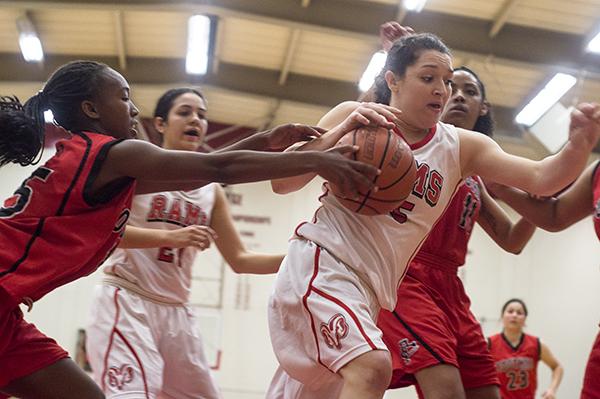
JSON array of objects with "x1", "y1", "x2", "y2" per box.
[
  {"x1": 186, "y1": 15, "x2": 211, "y2": 75},
  {"x1": 404, "y1": 0, "x2": 428, "y2": 12},
  {"x1": 19, "y1": 34, "x2": 44, "y2": 62},
  {"x1": 44, "y1": 110, "x2": 54, "y2": 124},
  {"x1": 515, "y1": 73, "x2": 577, "y2": 127},
  {"x1": 586, "y1": 31, "x2": 600, "y2": 54},
  {"x1": 358, "y1": 51, "x2": 387, "y2": 92},
  {"x1": 16, "y1": 13, "x2": 44, "y2": 63}
]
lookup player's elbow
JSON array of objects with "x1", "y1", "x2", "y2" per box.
[{"x1": 271, "y1": 180, "x2": 295, "y2": 195}]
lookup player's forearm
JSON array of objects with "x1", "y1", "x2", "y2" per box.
[
  {"x1": 228, "y1": 253, "x2": 285, "y2": 274},
  {"x1": 119, "y1": 226, "x2": 169, "y2": 249},
  {"x1": 533, "y1": 141, "x2": 592, "y2": 196},
  {"x1": 270, "y1": 130, "x2": 345, "y2": 193},
  {"x1": 548, "y1": 364, "x2": 564, "y2": 393},
  {"x1": 493, "y1": 186, "x2": 562, "y2": 231},
  {"x1": 170, "y1": 150, "x2": 324, "y2": 185},
  {"x1": 216, "y1": 131, "x2": 269, "y2": 152},
  {"x1": 503, "y1": 218, "x2": 536, "y2": 254}
]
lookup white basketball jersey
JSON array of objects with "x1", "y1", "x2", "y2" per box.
[
  {"x1": 296, "y1": 122, "x2": 462, "y2": 310},
  {"x1": 102, "y1": 184, "x2": 217, "y2": 303}
]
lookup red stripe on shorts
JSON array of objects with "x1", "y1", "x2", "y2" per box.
[
  {"x1": 311, "y1": 286, "x2": 377, "y2": 350},
  {"x1": 302, "y1": 245, "x2": 378, "y2": 374},
  {"x1": 301, "y1": 246, "x2": 325, "y2": 369},
  {"x1": 100, "y1": 288, "x2": 150, "y2": 399}
]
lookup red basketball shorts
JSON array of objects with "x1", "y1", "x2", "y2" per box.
[
  {"x1": 378, "y1": 259, "x2": 499, "y2": 390},
  {"x1": 0, "y1": 306, "x2": 69, "y2": 389},
  {"x1": 582, "y1": 328, "x2": 600, "y2": 399}
]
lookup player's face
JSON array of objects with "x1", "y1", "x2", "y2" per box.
[
  {"x1": 390, "y1": 50, "x2": 453, "y2": 129},
  {"x1": 157, "y1": 92, "x2": 208, "y2": 151},
  {"x1": 92, "y1": 68, "x2": 140, "y2": 139},
  {"x1": 502, "y1": 302, "x2": 527, "y2": 330},
  {"x1": 442, "y1": 70, "x2": 487, "y2": 131}
]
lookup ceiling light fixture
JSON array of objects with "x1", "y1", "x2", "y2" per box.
[
  {"x1": 16, "y1": 12, "x2": 44, "y2": 63},
  {"x1": 586, "y1": 30, "x2": 600, "y2": 54},
  {"x1": 515, "y1": 73, "x2": 577, "y2": 127},
  {"x1": 186, "y1": 14, "x2": 212, "y2": 75},
  {"x1": 358, "y1": 51, "x2": 387, "y2": 92},
  {"x1": 403, "y1": 0, "x2": 428, "y2": 12}
]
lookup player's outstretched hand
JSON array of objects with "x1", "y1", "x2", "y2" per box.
[
  {"x1": 263, "y1": 123, "x2": 326, "y2": 151},
  {"x1": 569, "y1": 102, "x2": 600, "y2": 150},
  {"x1": 541, "y1": 389, "x2": 556, "y2": 399},
  {"x1": 380, "y1": 21, "x2": 415, "y2": 52},
  {"x1": 336, "y1": 102, "x2": 401, "y2": 134},
  {"x1": 165, "y1": 225, "x2": 218, "y2": 251},
  {"x1": 313, "y1": 145, "x2": 380, "y2": 199}
]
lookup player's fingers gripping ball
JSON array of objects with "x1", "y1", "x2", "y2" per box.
[{"x1": 330, "y1": 126, "x2": 416, "y2": 215}]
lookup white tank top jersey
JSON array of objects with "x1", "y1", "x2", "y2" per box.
[
  {"x1": 102, "y1": 184, "x2": 217, "y2": 304},
  {"x1": 296, "y1": 122, "x2": 462, "y2": 311}
]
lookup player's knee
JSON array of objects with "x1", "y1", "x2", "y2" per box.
[
  {"x1": 340, "y1": 350, "x2": 392, "y2": 391},
  {"x1": 416, "y1": 364, "x2": 465, "y2": 399}
]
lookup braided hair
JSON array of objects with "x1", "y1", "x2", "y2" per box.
[{"x1": 0, "y1": 60, "x2": 109, "y2": 167}]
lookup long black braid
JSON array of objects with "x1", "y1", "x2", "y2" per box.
[{"x1": 0, "y1": 60, "x2": 109, "y2": 167}]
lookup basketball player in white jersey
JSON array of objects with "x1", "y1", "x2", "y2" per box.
[
  {"x1": 86, "y1": 88, "x2": 325, "y2": 399},
  {"x1": 266, "y1": 33, "x2": 600, "y2": 399}
]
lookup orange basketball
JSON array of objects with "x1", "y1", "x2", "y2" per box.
[{"x1": 330, "y1": 126, "x2": 416, "y2": 215}]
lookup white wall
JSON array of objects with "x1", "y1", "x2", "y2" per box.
[{"x1": 1, "y1": 157, "x2": 598, "y2": 398}]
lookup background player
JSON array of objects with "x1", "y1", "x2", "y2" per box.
[
  {"x1": 486, "y1": 166, "x2": 600, "y2": 399},
  {"x1": 488, "y1": 299, "x2": 563, "y2": 399},
  {"x1": 86, "y1": 87, "x2": 297, "y2": 398}
]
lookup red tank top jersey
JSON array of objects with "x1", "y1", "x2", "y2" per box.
[
  {"x1": 591, "y1": 161, "x2": 600, "y2": 240},
  {"x1": 0, "y1": 131, "x2": 135, "y2": 309},
  {"x1": 488, "y1": 333, "x2": 541, "y2": 399},
  {"x1": 413, "y1": 176, "x2": 482, "y2": 267}
]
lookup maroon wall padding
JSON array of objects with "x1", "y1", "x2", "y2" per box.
[
  {"x1": 43, "y1": 119, "x2": 257, "y2": 153},
  {"x1": 140, "y1": 117, "x2": 257, "y2": 151}
]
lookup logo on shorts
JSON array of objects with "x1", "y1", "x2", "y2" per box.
[
  {"x1": 398, "y1": 338, "x2": 419, "y2": 364},
  {"x1": 320, "y1": 313, "x2": 349, "y2": 349},
  {"x1": 107, "y1": 364, "x2": 134, "y2": 390}
]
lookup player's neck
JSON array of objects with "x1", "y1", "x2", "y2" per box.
[
  {"x1": 502, "y1": 328, "x2": 523, "y2": 344},
  {"x1": 393, "y1": 119, "x2": 429, "y2": 145}
]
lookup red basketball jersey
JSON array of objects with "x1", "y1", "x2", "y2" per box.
[
  {"x1": 592, "y1": 161, "x2": 600, "y2": 240},
  {"x1": 0, "y1": 131, "x2": 135, "y2": 309},
  {"x1": 488, "y1": 333, "x2": 541, "y2": 399},
  {"x1": 413, "y1": 176, "x2": 482, "y2": 266}
]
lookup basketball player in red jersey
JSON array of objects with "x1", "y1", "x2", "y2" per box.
[
  {"x1": 488, "y1": 299, "x2": 563, "y2": 399},
  {"x1": 368, "y1": 22, "x2": 536, "y2": 399},
  {"x1": 487, "y1": 164, "x2": 600, "y2": 399},
  {"x1": 0, "y1": 60, "x2": 379, "y2": 398}
]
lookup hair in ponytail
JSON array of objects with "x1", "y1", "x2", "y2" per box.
[
  {"x1": 0, "y1": 95, "x2": 45, "y2": 167},
  {"x1": 0, "y1": 60, "x2": 109, "y2": 167},
  {"x1": 374, "y1": 33, "x2": 451, "y2": 105}
]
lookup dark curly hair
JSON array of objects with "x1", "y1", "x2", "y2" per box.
[
  {"x1": 0, "y1": 60, "x2": 109, "y2": 167},
  {"x1": 0, "y1": 96, "x2": 42, "y2": 166}
]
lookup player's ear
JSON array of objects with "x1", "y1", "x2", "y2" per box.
[{"x1": 81, "y1": 100, "x2": 100, "y2": 120}]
